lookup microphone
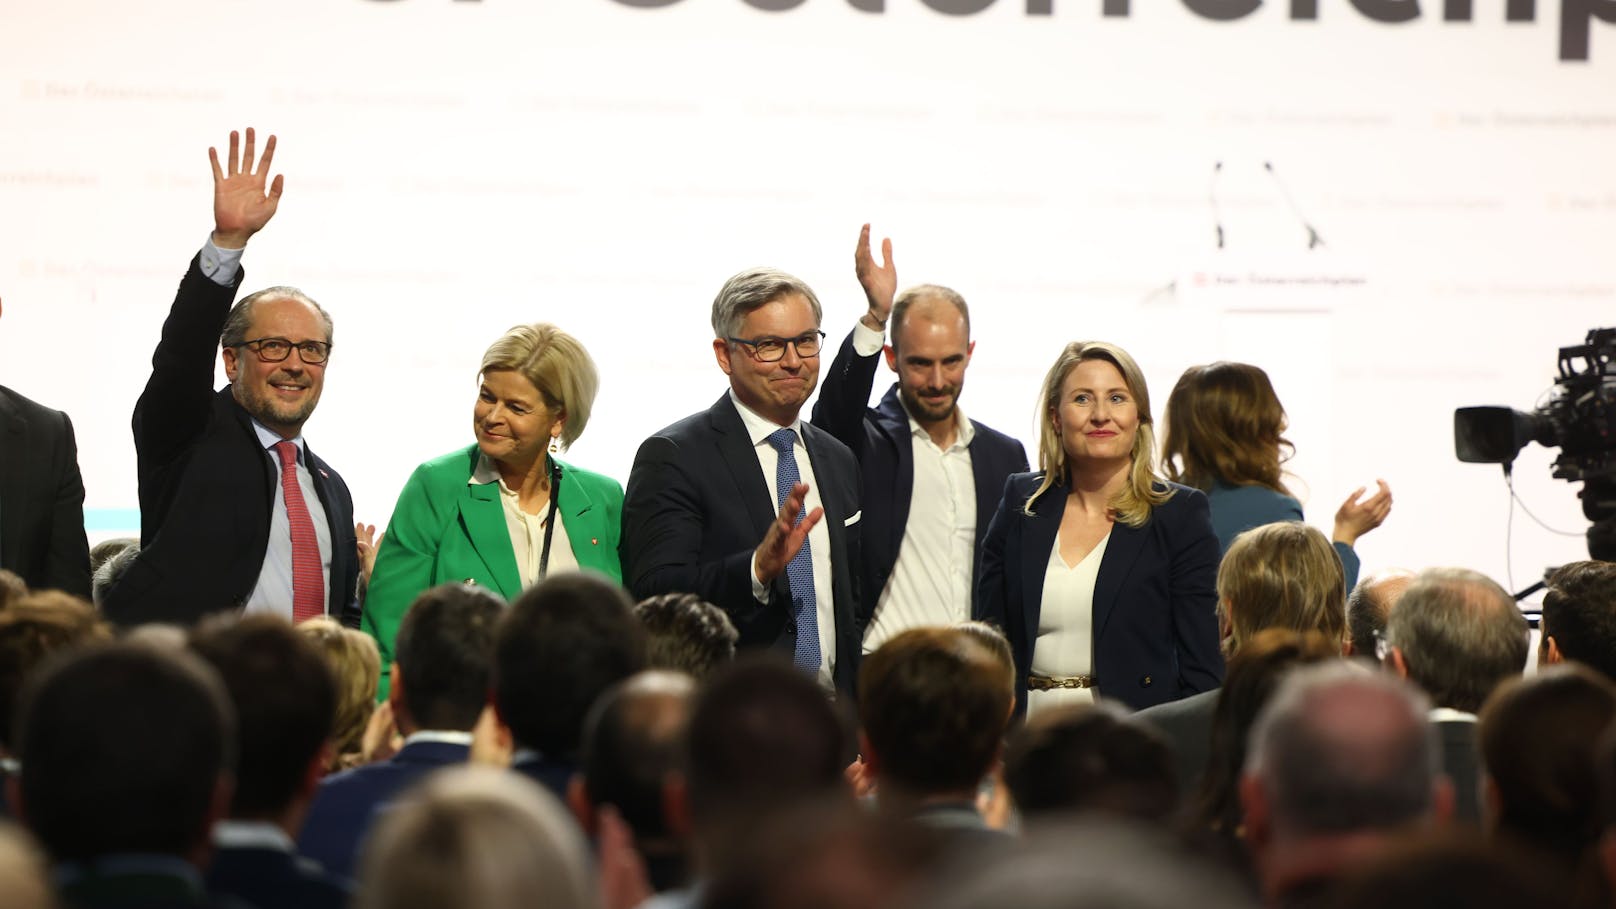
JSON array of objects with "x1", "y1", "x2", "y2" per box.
[
  {"x1": 1210, "y1": 161, "x2": 1225, "y2": 250},
  {"x1": 1263, "y1": 160, "x2": 1326, "y2": 250}
]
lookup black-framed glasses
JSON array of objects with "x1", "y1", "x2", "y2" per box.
[
  {"x1": 726, "y1": 331, "x2": 825, "y2": 363},
  {"x1": 238, "y1": 337, "x2": 333, "y2": 365}
]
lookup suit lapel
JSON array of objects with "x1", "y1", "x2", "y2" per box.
[
  {"x1": 708, "y1": 395, "x2": 776, "y2": 539},
  {"x1": 874, "y1": 387, "x2": 914, "y2": 545},
  {"x1": 1092, "y1": 517, "x2": 1150, "y2": 641},
  {"x1": 460, "y1": 483, "x2": 522, "y2": 598},
  {"x1": 555, "y1": 459, "x2": 608, "y2": 568},
  {"x1": 1019, "y1": 483, "x2": 1063, "y2": 640},
  {"x1": 0, "y1": 392, "x2": 22, "y2": 564}
]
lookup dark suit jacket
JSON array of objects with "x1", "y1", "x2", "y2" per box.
[
  {"x1": 810, "y1": 330, "x2": 1028, "y2": 629},
  {"x1": 298, "y1": 739, "x2": 471, "y2": 880},
  {"x1": 101, "y1": 256, "x2": 358, "y2": 627},
  {"x1": 0, "y1": 385, "x2": 90, "y2": 596},
  {"x1": 975, "y1": 473, "x2": 1224, "y2": 713},
  {"x1": 621, "y1": 394, "x2": 862, "y2": 694},
  {"x1": 1135, "y1": 686, "x2": 1219, "y2": 796},
  {"x1": 207, "y1": 845, "x2": 350, "y2": 909}
]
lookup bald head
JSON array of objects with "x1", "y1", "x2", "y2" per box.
[
  {"x1": 1384, "y1": 568, "x2": 1528, "y2": 713},
  {"x1": 1346, "y1": 569, "x2": 1416, "y2": 659}
]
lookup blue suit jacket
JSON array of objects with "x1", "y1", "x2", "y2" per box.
[
  {"x1": 207, "y1": 845, "x2": 350, "y2": 909},
  {"x1": 975, "y1": 473, "x2": 1224, "y2": 713},
  {"x1": 1205, "y1": 481, "x2": 1360, "y2": 591},
  {"x1": 297, "y1": 739, "x2": 470, "y2": 880},
  {"x1": 810, "y1": 330, "x2": 1029, "y2": 630}
]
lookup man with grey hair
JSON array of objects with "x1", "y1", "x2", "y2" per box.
[
  {"x1": 622, "y1": 267, "x2": 861, "y2": 695},
  {"x1": 1241, "y1": 663, "x2": 1452, "y2": 907},
  {"x1": 102, "y1": 128, "x2": 358, "y2": 628},
  {"x1": 1380, "y1": 566, "x2": 1528, "y2": 826}
]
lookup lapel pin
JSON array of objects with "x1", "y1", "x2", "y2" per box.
[{"x1": 591, "y1": 537, "x2": 599, "y2": 546}]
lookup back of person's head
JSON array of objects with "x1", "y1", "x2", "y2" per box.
[
  {"x1": 0, "y1": 572, "x2": 25, "y2": 611},
  {"x1": 1385, "y1": 567, "x2": 1529, "y2": 713},
  {"x1": 494, "y1": 572, "x2": 646, "y2": 758},
  {"x1": 1196, "y1": 628, "x2": 1340, "y2": 836},
  {"x1": 1244, "y1": 662, "x2": 1438, "y2": 840},
  {"x1": 953, "y1": 620, "x2": 1015, "y2": 694},
  {"x1": 685, "y1": 656, "x2": 848, "y2": 836},
  {"x1": 1479, "y1": 664, "x2": 1616, "y2": 867},
  {"x1": 1345, "y1": 569, "x2": 1415, "y2": 659},
  {"x1": 87, "y1": 537, "x2": 137, "y2": 576},
  {"x1": 1328, "y1": 831, "x2": 1574, "y2": 909},
  {"x1": 633, "y1": 592, "x2": 738, "y2": 679},
  {"x1": 578, "y1": 670, "x2": 695, "y2": 842},
  {"x1": 0, "y1": 823, "x2": 50, "y2": 909},
  {"x1": 1542, "y1": 560, "x2": 1616, "y2": 681},
  {"x1": 1218, "y1": 521, "x2": 1346, "y2": 655},
  {"x1": 858, "y1": 627, "x2": 1013, "y2": 799},
  {"x1": 189, "y1": 614, "x2": 335, "y2": 821},
  {"x1": 90, "y1": 543, "x2": 140, "y2": 608},
  {"x1": 1004, "y1": 702, "x2": 1177, "y2": 822},
  {"x1": 0, "y1": 592, "x2": 110, "y2": 753},
  {"x1": 1162, "y1": 360, "x2": 1291, "y2": 495},
  {"x1": 356, "y1": 765, "x2": 594, "y2": 909},
  {"x1": 14, "y1": 642, "x2": 235, "y2": 863},
  {"x1": 296, "y1": 616, "x2": 380, "y2": 766},
  {"x1": 395, "y1": 584, "x2": 505, "y2": 733}
]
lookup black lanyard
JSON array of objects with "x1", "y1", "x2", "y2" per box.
[{"x1": 537, "y1": 457, "x2": 562, "y2": 581}]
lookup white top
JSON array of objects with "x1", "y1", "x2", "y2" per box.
[
  {"x1": 731, "y1": 391, "x2": 835, "y2": 691},
  {"x1": 471, "y1": 454, "x2": 579, "y2": 589},
  {"x1": 1027, "y1": 529, "x2": 1110, "y2": 718}
]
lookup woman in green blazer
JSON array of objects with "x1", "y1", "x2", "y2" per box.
[{"x1": 363, "y1": 323, "x2": 623, "y2": 695}]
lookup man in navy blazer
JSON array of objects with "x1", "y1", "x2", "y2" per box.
[
  {"x1": 101, "y1": 129, "x2": 357, "y2": 628},
  {"x1": 812, "y1": 226, "x2": 1028, "y2": 651},
  {"x1": 622, "y1": 267, "x2": 862, "y2": 696}
]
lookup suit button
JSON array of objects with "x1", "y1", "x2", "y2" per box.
[{"x1": 1139, "y1": 676, "x2": 1153, "y2": 687}]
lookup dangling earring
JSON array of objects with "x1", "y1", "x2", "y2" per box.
[{"x1": 549, "y1": 435, "x2": 560, "y2": 454}]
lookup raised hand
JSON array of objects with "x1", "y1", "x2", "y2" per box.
[
  {"x1": 1333, "y1": 479, "x2": 1393, "y2": 547},
  {"x1": 209, "y1": 127, "x2": 284, "y2": 249},
  {"x1": 355, "y1": 523, "x2": 380, "y2": 586},
  {"x1": 754, "y1": 482, "x2": 824, "y2": 585},
  {"x1": 854, "y1": 223, "x2": 897, "y2": 331}
]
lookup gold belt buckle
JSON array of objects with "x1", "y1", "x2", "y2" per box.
[{"x1": 1027, "y1": 674, "x2": 1095, "y2": 691}]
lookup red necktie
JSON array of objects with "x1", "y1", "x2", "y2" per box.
[{"x1": 275, "y1": 441, "x2": 325, "y2": 622}]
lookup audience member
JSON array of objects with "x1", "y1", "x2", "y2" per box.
[
  {"x1": 301, "y1": 583, "x2": 503, "y2": 880},
  {"x1": 494, "y1": 572, "x2": 647, "y2": 798},
  {"x1": 1382, "y1": 566, "x2": 1530, "y2": 825},
  {"x1": 1241, "y1": 663, "x2": 1451, "y2": 908},
  {"x1": 810, "y1": 225, "x2": 1028, "y2": 654},
  {"x1": 0, "y1": 571, "x2": 24, "y2": 610},
  {"x1": 355, "y1": 765, "x2": 595, "y2": 909},
  {"x1": 102, "y1": 127, "x2": 358, "y2": 628},
  {"x1": 189, "y1": 615, "x2": 347, "y2": 908},
  {"x1": 570, "y1": 670, "x2": 696, "y2": 894},
  {"x1": 621, "y1": 267, "x2": 862, "y2": 695},
  {"x1": 1004, "y1": 702, "x2": 1178, "y2": 823},
  {"x1": 634, "y1": 593, "x2": 739, "y2": 679},
  {"x1": 90, "y1": 543, "x2": 140, "y2": 609},
  {"x1": 0, "y1": 822, "x2": 51, "y2": 909},
  {"x1": 1344, "y1": 568, "x2": 1415, "y2": 659},
  {"x1": 1479, "y1": 664, "x2": 1616, "y2": 875},
  {"x1": 296, "y1": 615, "x2": 381, "y2": 771},
  {"x1": 1541, "y1": 559, "x2": 1616, "y2": 681},
  {"x1": 87, "y1": 538, "x2": 137, "y2": 577},
  {"x1": 1328, "y1": 830, "x2": 1573, "y2": 909},
  {"x1": 11, "y1": 643, "x2": 235, "y2": 909}
]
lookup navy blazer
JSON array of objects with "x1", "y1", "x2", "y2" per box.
[
  {"x1": 298, "y1": 739, "x2": 470, "y2": 880},
  {"x1": 102, "y1": 257, "x2": 358, "y2": 627},
  {"x1": 975, "y1": 473, "x2": 1224, "y2": 713},
  {"x1": 811, "y1": 329, "x2": 1028, "y2": 629},
  {"x1": 207, "y1": 845, "x2": 350, "y2": 909},
  {"x1": 621, "y1": 393, "x2": 862, "y2": 695},
  {"x1": 0, "y1": 385, "x2": 90, "y2": 596}
]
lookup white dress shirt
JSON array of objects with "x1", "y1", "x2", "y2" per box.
[
  {"x1": 1028, "y1": 530, "x2": 1109, "y2": 718},
  {"x1": 470, "y1": 454, "x2": 579, "y2": 589},
  {"x1": 732, "y1": 391, "x2": 836, "y2": 691}
]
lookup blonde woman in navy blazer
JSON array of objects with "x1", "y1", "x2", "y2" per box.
[{"x1": 976, "y1": 341, "x2": 1223, "y2": 715}]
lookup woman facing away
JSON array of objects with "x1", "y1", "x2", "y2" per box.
[
  {"x1": 1161, "y1": 361, "x2": 1391, "y2": 592},
  {"x1": 976, "y1": 340, "x2": 1224, "y2": 717}
]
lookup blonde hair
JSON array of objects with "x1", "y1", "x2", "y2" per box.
[
  {"x1": 1026, "y1": 341, "x2": 1170, "y2": 527},
  {"x1": 1162, "y1": 361, "x2": 1293, "y2": 496},
  {"x1": 357, "y1": 766, "x2": 595, "y2": 909},
  {"x1": 1217, "y1": 522, "x2": 1346, "y2": 655},
  {"x1": 479, "y1": 323, "x2": 599, "y2": 450},
  {"x1": 297, "y1": 616, "x2": 380, "y2": 766}
]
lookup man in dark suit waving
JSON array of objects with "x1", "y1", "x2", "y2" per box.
[
  {"x1": 102, "y1": 128, "x2": 357, "y2": 627},
  {"x1": 622, "y1": 268, "x2": 861, "y2": 695},
  {"x1": 812, "y1": 225, "x2": 1027, "y2": 653}
]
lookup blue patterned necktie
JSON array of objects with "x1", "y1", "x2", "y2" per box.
[{"x1": 767, "y1": 428, "x2": 822, "y2": 675}]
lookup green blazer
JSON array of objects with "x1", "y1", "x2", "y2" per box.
[{"x1": 362, "y1": 445, "x2": 623, "y2": 696}]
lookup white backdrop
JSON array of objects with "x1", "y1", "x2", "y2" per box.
[{"x1": 2, "y1": 0, "x2": 1613, "y2": 601}]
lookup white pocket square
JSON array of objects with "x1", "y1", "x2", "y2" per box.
[{"x1": 844, "y1": 511, "x2": 862, "y2": 527}]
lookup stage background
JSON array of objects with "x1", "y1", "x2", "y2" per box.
[{"x1": 3, "y1": 0, "x2": 1613, "y2": 602}]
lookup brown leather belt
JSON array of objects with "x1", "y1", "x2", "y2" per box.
[{"x1": 1027, "y1": 674, "x2": 1096, "y2": 691}]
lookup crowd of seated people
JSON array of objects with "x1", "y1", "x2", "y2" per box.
[{"x1": 5, "y1": 126, "x2": 1616, "y2": 909}]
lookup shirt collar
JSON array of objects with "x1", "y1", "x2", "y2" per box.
[
  {"x1": 213, "y1": 820, "x2": 295, "y2": 852},
  {"x1": 403, "y1": 730, "x2": 476, "y2": 748},
  {"x1": 1429, "y1": 707, "x2": 1477, "y2": 723},
  {"x1": 250, "y1": 419, "x2": 305, "y2": 460},
  {"x1": 728, "y1": 389, "x2": 803, "y2": 448},
  {"x1": 900, "y1": 397, "x2": 974, "y2": 450}
]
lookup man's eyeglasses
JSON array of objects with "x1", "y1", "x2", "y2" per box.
[
  {"x1": 238, "y1": 337, "x2": 333, "y2": 365},
  {"x1": 726, "y1": 331, "x2": 826, "y2": 363}
]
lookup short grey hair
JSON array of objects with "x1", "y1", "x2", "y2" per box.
[
  {"x1": 709, "y1": 267, "x2": 822, "y2": 341},
  {"x1": 1245, "y1": 662, "x2": 1437, "y2": 837},
  {"x1": 220, "y1": 286, "x2": 334, "y2": 349},
  {"x1": 1384, "y1": 567, "x2": 1528, "y2": 713}
]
